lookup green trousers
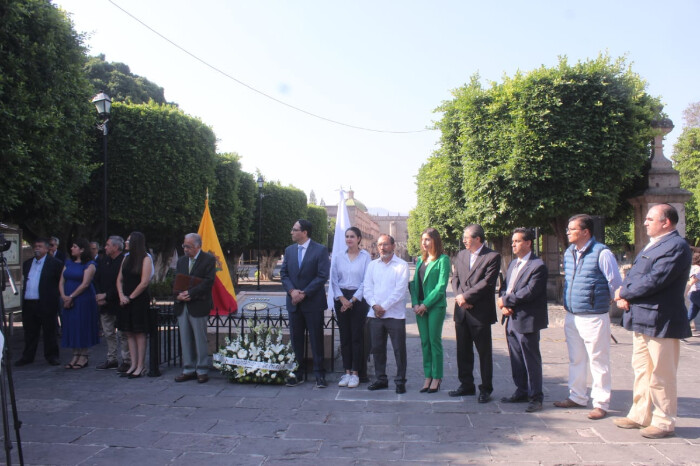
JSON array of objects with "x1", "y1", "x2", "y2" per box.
[{"x1": 415, "y1": 306, "x2": 446, "y2": 379}]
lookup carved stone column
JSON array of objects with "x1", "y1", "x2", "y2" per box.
[{"x1": 627, "y1": 118, "x2": 691, "y2": 255}]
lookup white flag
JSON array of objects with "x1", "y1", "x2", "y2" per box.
[{"x1": 327, "y1": 189, "x2": 350, "y2": 311}]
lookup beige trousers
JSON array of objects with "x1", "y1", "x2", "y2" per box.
[{"x1": 627, "y1": 332, "x2": 680, "y2": 431}]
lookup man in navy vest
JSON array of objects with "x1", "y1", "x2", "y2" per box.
[
  {"x1": 613, "y1": 204, "x2": 692, "y2": 439},
  {"x1": 554, "y1": 214, "x2": 621, "y2": 421}
]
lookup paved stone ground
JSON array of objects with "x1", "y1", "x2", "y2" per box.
[{"x1": 4, "y1": 279, "x2": 700, "y2": 465}]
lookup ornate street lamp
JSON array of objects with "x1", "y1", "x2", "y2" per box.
[
  {"x1": 92, "y1": 92, "x2": 112, "y2": 241},
  {"x1": 257, "y1": 175, "x2": 264, "y2": 290}
]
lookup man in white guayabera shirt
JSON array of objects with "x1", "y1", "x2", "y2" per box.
[{"x1": 363, "y1": 234, "x2": 410, "y2": 394}]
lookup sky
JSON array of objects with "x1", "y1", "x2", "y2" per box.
[{"x1": 53, "y1": 0, "x2": 700, "y2": 215}]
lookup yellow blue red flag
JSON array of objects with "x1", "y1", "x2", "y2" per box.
[{"x1": 197, "y1": 197, "x2": 238, "y2": 314}]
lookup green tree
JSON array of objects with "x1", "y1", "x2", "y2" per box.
[
  {"x1": 256, "y1": 182, "x2": 307, "y2": 279},
  {"x1": 0, "y1": 0, "x2": 95, "y2": 239},
  {"x1": 306, "y1": 204, "x2": 328, "y2": 247},
  {"x1": 84, "y1": 101, "x2": 217, "y2": 275},
  {"x1": 673, "y1": 104, "x2": 700, "y2": 245},
  {"x1": 418, "y1": 55, "x2": 661, "y2": 251},
  {"x1": 210, "y1": 153, "x2": 256, "y2": 281},
  {"x1": 85, "y1": 54, "x2": 167, "y2": 104}
]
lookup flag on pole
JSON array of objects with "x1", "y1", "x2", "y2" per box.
[
  {"x1": 198, "y1": 196, "x2": 238, "y2": 314},
  {"x1": 327, "y1": 189, "x2": 350, "y2": 311}
]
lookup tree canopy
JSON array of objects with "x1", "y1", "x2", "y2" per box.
[
  {"x1": 210, "y1": 152, "x2": 256, "y2": 255},
  {"x1": 85, "y1": 54, "x2": 167, "y2": 104},
  {"x1": 90, "y1": 101, "x2": 217, "y2": 253},
  {"x1": 0, "y1": 0, "x2": 95, "y2": 238},
  {"x1": 673, "y1": 102, "x2": 700, "y2": 245},
  {"x1": 411, "y1": 55, "x2": 662, "y2": 250}
]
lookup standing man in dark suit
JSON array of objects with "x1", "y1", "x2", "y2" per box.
[
  {"x1": 450, "y1": 224, "x2": 501, "y2": 403},
  {"x1": 497, "y1": 228, "x2": 548, "y2": 413},
  {"x1": 280, "y1": 219, "x2": 331, "y2": 388},
  {"x1": 613, "y1": 204, "x2": 692, "y2": 439},
  {"x1": 49, "y1": 236, "x2": 66, "y2": 264},
  {"x1": 174, "y1": 233, "x2": 216, "y2": 384},
  {"x1": 16, "y1": 238, "x2": 63, "y2": 366}
]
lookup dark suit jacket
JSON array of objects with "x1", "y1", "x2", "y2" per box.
[
  {"x1": 619, "y1": 230, "x2": 691, "y2": 339},
  {"x1": 173, "y1": 251, "x2": 216, "y2": 318},
  {"x1": 93, "y1": 253, "x2": 125, "y2": 314},
  {"x1": 22, "y1": 254, "x2": 62, "y2": 313},
  {"x1": 499, "y1": 255, "x2": 549, "y2": 334},
  {"x1": 53, "y1": 250, "x2": 66, "y2": 264},
  {"x1": 451, "y1": 246, "x2": 501, "y2": 326},
  {"x1": 280, "y1": 240, "x2": 330, "y2": 313}
]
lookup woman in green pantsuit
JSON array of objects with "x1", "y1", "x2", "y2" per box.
[{"x1": 410, "y1": 227, "x2": 450, "y2": 393}]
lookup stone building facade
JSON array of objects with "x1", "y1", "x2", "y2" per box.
[{"x1": 324, "y1": 190, "x2": 410, "y2": 261}]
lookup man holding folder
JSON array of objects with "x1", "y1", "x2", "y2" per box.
[{"x1": 174, "y1": 233, "x2": 216, "y2": 383}]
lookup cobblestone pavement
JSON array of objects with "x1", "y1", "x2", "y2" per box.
[{"x1": 4, "y1": 282, "x2": 700, "y2": 465}]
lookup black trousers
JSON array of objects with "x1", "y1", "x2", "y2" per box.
[
  {"x1": 334, "y1": 290, "x2": 369, "y2": 372},
  {"x1": 505, "y1": 318, "x2": 543, "y2": 402},
  {"x1": 21, "y1": 300, "x2": 59, "y2": 361},
  {"x1": 288, "y1": 308, "x2": 325, "y2": 379},
  {"x1": 455, "y1": 319, "x2": 493, "y2": 393}
]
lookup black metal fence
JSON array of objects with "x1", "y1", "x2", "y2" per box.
[{"x1": 148, "y1": 304, "x2": 339, "y2": 377}]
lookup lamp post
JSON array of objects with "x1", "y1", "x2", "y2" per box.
[
  {"x1": 92, "y1": 91, "x2": 112, "y2": 241},
  {"x1": 257, "y1": 175, "x2": 264, "y2": 290}
]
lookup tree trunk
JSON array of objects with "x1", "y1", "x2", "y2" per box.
[{"x1": 260, "y1": 250, "x2": 281, "y2": 281}]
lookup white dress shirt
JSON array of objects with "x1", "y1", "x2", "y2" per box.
[
  {"x1": 25, "y1": 255, "x2": 46, "y2": 299},
  {"x1": 364, "y1": 254, "x2": 410, "y2": 319}
]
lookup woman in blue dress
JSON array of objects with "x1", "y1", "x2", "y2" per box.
[{"x1": 59, "y1": 238, "x2": 99, "y2": 369}]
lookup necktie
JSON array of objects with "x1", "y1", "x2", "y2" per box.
[
  {"x1": 298, "y1": 246, "x2": 303, "y2": 267},
  {"x1": 189, "y1": 258, "x2": 195, "y2": 273},
  {"x1": 507, "y1": 260, "x2": 522, "y2": 293}
]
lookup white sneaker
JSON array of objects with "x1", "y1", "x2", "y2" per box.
[
  {"x1": 338, "y1": 373, "x2": 351, "y2": 387},
  {"x1": 347, "y1": 374, "x2": 360, "y2": 388}
]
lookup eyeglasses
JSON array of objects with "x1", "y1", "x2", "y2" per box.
[
  {"x1": 291, "y1": 228, "x2": 301, "y2": 232},
  {"x1": 182, "y1": 244, "x2": 194, "y2": 249},
  {"x1": 566, "y1": 228, "x2": 580, "y2": 233}
]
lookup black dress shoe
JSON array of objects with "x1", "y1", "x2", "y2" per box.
[
  {"x1": 367, "y1": 381, "x2": 389, "y2": 391},
  {"x1": 448, "y1": 386, "x2": 476, "y2": 397},
  {"x1": 315, "y1": 377, "x2": 327, "y2": 388},
  {"x1": 525, "y1": 400, "x2": 543, "y2": 412},
  {"x1": 500, "y1": 394, "x2": 529, "y2": 403},
  {"x1": 174, "y1": 372, "x2": 198, "y2": 382},
  {"x1": 478, "y1": 392, "x2": 492, "y2": 403},
  {"x1": 395, "y1": 384, "x2": 406, "y2": 394},
  {"x1": 46, "y1": 358, "x2": 61, "y2": 366},
  {"x1": 15, "y1": 359, "x2": 33, "y2": 367}
]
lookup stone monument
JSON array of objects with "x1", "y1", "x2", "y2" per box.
[{"x1": 627, "y1": 118, "x2": 691, "y2": 255}]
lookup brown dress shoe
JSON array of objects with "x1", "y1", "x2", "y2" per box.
[
  {"x1": 197, "y1": 374, "x2": 209, "y2": 384},
  {"x1": 588, "y1": 408, "x2": 607, "y2": 420},
  {"x1": 174, "y1": 372, "x2": 198, "y2": 382},
  {"x1": 612, "y1": 417, "x2": 644, "y2": 429},
  {"x1": 553, "y1": 398, "x2": 585, "y2": 408},
  {"x1": 640, "y1": 426, "x2": 674, "y2": 439}
]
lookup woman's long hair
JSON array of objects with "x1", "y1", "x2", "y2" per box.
[
  {"x1": 421, "y1": 227, "x2": 444, "y2": 262},
  {"x1": 124, "y1": 231, "x2": 147, "y2": 275}
]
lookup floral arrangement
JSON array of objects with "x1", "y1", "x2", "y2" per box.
[{"x1": 212, "y1": 321, "x2": 297, "y2": 384}]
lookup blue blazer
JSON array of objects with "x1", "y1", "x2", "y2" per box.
[
  {"x1": 498, "y1": 256, "x2": 548, "y2": 334},
  {"x1": 280, "y1": 240, "x2": 330, "y2": 313},
  {"x1": 619, "y1": 230, "x2": 691, "y2": 339}
]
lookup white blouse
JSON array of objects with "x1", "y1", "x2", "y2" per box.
[{"x1": 330, "y1": 249, "x2": 372, "y2": 301}]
